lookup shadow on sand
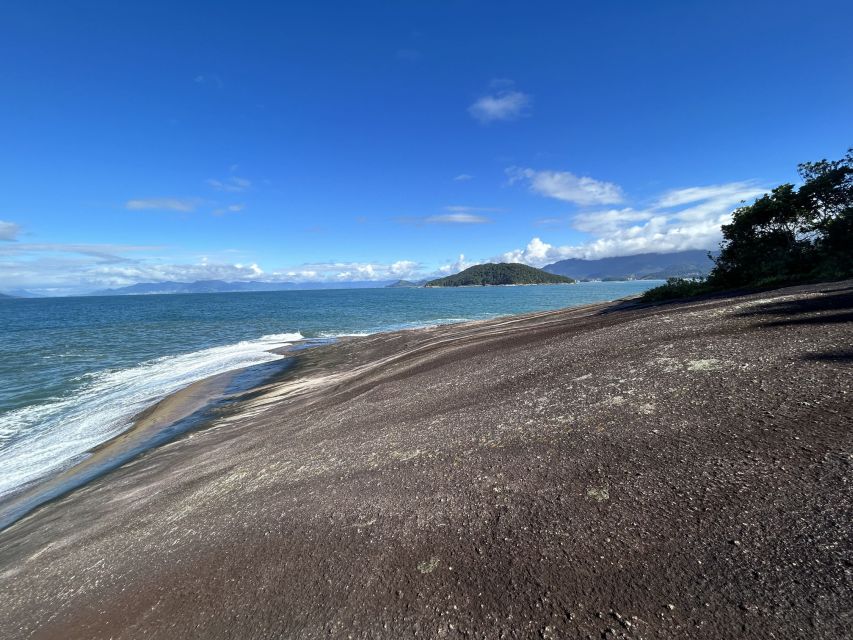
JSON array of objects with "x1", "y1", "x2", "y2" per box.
[{"x1": 736, "y1": 286, "x2": 853, "y2": 327}]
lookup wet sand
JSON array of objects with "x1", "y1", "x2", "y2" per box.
[
  {"x1": 0, "y1": 371, "x2": 237, "y2": 531},
  {"x1": 0, "y1": 355, "x2": 297, "y2": 532},
  {"x1": 1, "y1": 280, "x2": 851, "y2": 639}
]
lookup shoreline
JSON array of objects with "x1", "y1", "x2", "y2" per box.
[
  {"x1": 0, "y1": 354, "x2": 300, "y2": 532},
  {"x1": 1, "y1": 280, "x2": 850, "y2": 639},
  {"x1": 0, "y1": 296, "x2": 640, "y2": 533}
]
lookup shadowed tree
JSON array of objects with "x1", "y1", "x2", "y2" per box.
[{"x1": 644, "y1": 148, "x2": 852, "y2": 300}]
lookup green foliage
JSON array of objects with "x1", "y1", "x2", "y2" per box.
[
  {"x1": 426, "y1": 263, "x2": 575, "y2": 287},
  {"x1": 642, "y1": 148, "x2": 853, "y2": 302},
  {"x1": 640, "y1": 277, "x2": 711, "y2": 302}
]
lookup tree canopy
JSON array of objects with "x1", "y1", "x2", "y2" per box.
[{"x1": 643, "y1": 149, "x2": 852, "y2": 301}]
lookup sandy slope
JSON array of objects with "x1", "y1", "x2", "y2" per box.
[{"x1": 1, "y1": 281, "x2": 851, "y2": 639}]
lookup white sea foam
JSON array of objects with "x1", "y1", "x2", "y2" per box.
[
  {"x1": 316, "y1": 317, "x2": 487, "y2": 339},
  {"x1": 0, "y1": 332, "x2": 303, "y2": 498},
  {"x1": 316, "y1": 331, "x2": 376, "y2": 338}
]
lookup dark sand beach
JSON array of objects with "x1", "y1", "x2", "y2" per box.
[{"x1": 1, "y1": 281, "x2": 851, "y2": 639}]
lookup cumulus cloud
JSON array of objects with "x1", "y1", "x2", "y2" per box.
[
  {"x1": 126, "y1": 198, "x2": 201, "y2": 212},
  {"x1": 495, "y1": 181, "x2": 767, "y2": 265},
  {"x1": 0, "y1": 242, "x2": 165, "y2": 293},
  {"x1": 453, "y1": 174, "x2": 474, "y2": 182},
  {"x1": 438, "y1": 253, "x2": 479, "y2": 274},
  {"x1": 279, "y1": 260, "x2": 423, "y2": 282},
  {"x1": 571, "y1": 208, "x2": 656, "y2": 234},
  {"x1": 496, "y1": 238, "x2": 555, "y2": 265},
  {"x1": 0, "y1": 220, "x2": 21, "y2": 241},
  {"x1": 390, "y1": 260, "x2": 419, "y2": 275},
  {"x1": 468, "y1": 90, "x2": 531, "y2": 123},
  {"x1": 105, "y1": 261, "x2": 267, "y2": 284},
  {"x1": 507, "y1": 167, "x2": 624, "y2": 205}
]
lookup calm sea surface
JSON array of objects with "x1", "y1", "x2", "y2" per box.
[{"x1": 0, "y1": 282, "x2": 659, "y2": 498}]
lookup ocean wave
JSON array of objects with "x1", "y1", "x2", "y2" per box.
[{"x1": 0, "y1": 332, "x2": 303, "y2": 498}]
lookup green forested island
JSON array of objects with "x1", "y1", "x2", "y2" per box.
[{"x1": 426, "y1": 263, "x2": 575, "y2": 287}]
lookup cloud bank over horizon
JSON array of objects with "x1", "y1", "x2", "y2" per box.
[
  {"x1": 494, "y1": 179, "x2": 765, "y2": 267},
  {"x1": 0, "y1": 239, "x2": 429, "y2": 294},
  {"x1": 0, "y1": 174, "x2": 766, "y2": 294}
]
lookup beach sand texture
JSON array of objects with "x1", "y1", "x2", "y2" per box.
[{"x1": 1, "y1": 280, "x2": 851, "y2": 639}]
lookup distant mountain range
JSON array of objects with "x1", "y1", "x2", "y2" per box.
[
  {"x1": 5, "y1": 252, "x2": 716, "y2": 297},
  {"x1": 0, "y1": 289, "x2": 41, "y2": 298},
  {"x1": 89, "y1": 279, "x2": 395, "y2": 296},
  {"x1": 543, "y1": 250, "x2": 715, "y2": 281},
  {"x1": 426, "y1": 263, "x2": 574, "y2": 287}
]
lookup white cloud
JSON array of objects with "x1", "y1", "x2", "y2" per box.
[
  {"x1": 236, "y1": 262, "x2": 263, "y2": 277},
  {"x1": 498, "y1": 238, "x2": 554, "y2": 265},
  {"x1": 453, "y1": 174, "x2": 473, "y2": 182},
  {"x1": 207, "y1": 176, "x2": 251, "y2": 192},
  {"x1": 280, "y1": 260, "x2": 423, "y2": 282},
  {"x1": 656, "y1": 182, "x2": 762, "y2": 208},
  {"x1": 126, "y1": 198, "x2": 200, "y2": 212},
  {"x1": 0, "y1": 221, "x2": 21, "y2": 241},
  {"x1": 571, "y1": 208, "x2": 654, "y2": 234},
  {"x1": 468, "y1": 90, "x2": 531, "y2": 123},
  {"x1": 0, "y1": 242, "x2": 159, "y2": 264},
  {"x1": 398, "y1": 206, "x2": 497, "y2": 225},
  {"x1": 0, "y1": 240, "x2": 428, "y2": 293},
  {"x1": 390, "y1": 260, "x2": 419, "y2": 275},
  {"x1": 424, "y1": 213, "x2": 491, "y2": 224},
  {"x1": 496, "y1": 181, "x2": 766, "y2": 265},
  {"x1": 507, "y1": 167, "x2": 624, "y2": 205},
  {"x1": 438, "y1": 253, "x2": 480, "y2": 274},
  {"x1": 443, "y1": 205, "x2": 500, "y2": 213}
]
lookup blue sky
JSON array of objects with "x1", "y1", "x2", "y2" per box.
[{"x1": 1, "y1": 1, "x2": 851, "y2": 293}]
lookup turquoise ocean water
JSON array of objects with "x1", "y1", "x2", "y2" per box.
[{"x1": 0, "y1": 282, "x2": 659, "y2": 500}]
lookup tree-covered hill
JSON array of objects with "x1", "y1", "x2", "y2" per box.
[{"x1": 426, "y1": 263, "x2": 575, "y2": 287}]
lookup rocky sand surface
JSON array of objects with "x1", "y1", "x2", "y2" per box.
[{"x1": 1, "y1": 281, "x2": 851, "y2": 639}]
